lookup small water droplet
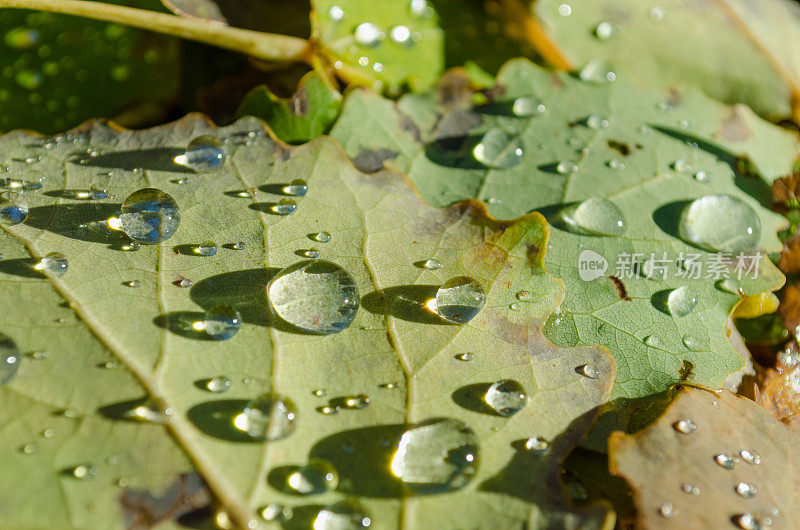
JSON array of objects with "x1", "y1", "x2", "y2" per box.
[
  {"x1": 558, "y1": 3, "x2": 572, "y2": 16},
  {"x1": 509, "y1": 302, "x2": 521, "y2": 311},
  {"x1": 455, "y1": 353, "x2": 473, "y2": 362},
  {"x1": 174, "y1": 135, "x2": 226, "y2": 172},
  {"x1": 658, "y1": 502, "x2": 676, "y2": 518},
  {"x1": 286, "y1": 459, "x2": 339, "y2": 495},
  {"x1": 579, "y1": 59, "x2": 615, "y2": 82},
  {"x1": 271, "y1": 198, "x2": 297, "y2": 215},
  {"x1": 512, "y1": 96, "x2": 546, "y2": 117},
  {"x1": 260, "y1": 503, "x2": 291, "y2": 522},
  {"x1": 312, "y1": 389, "x2": 327, "y2": 397},
  {"x1": 29, "y1": 350, "x2": 47, "y2": 361},
  {"x1": 0, "y1": 334, "x2": 20, "y2": 385},
  {"x1": 516, "y1": 290, "x2": 531, "y2": 301},
  {"x1": 739, "y1": 450, "x2": 761, "y2": 465},
  {"x1": 313, "y1": 500, "x2": 371, "y2": 530},
  {"x1": 391, "y1": 417, "x2": 478, "y2": 493},
  {"x1": 311, "y1": 231, "x2": 332, "y2": 243},
  {"x1": 673, "y1": 418, "x2": 696, "y2": 434},
  {"x1": 433, "y1": 277, "x2": 486, "y2": 324},
  {"x1": 735, "y1": 482, "x2": 758, "y2": 498},
  {"x1": 682, "y1": 334, "x2": 703, "y2": 351},
  {"x1": 473, "y1": 128, "x2": 524, "y2": 169},
  {"x1": 21, "y1": 443, "x2": 36, "y2": 454},
  {"x1": 233, "y1": 393, "x2": 296, "y2": 441},
  {"x1": 72, "y1": 465, "x2": 98, "y2": 479},
  {"x1": 607, "y1": 158, "x2": 625, "y2": 170},
  {"x1": 194, "y1": 241, "x2": 217, "y2": 256},
  {"x1": 644, "y1": 336, "x2": 662, "y2": 350},
  {"x1": 390, "y1": 25, "x2": 413, "y2": 45},
  {"x1": 586, "y1": 114, "x2": 609, "y2": 129},
  {"x1": 42, "y1": 428, "x2": 55, "y2": 438},
  {"x1": 556, "y1": 160, "x2": 578, "y2": 174},
  {"x1": 123, "y1": 280, "x2": 141, "y2": 288},
  {"x1": 343, "y1": 394, "x2": 370, "y2": 409},
  {"x1": 594, "y1": 21, "x2": 613, "y2": 40},
  {"x1": 560, "y1": 197, "x2": 625, "y2": 236},
  {"x1": 282, "y1": 179, "x2": 308, "y2": 197},
  {"x1": 318, "y1": 405, "x2": 340, "y2": 415},
  {"x1": 678, "y1": 194, "x2": 760, "y2": 253},
  {"x1": 35, "y1": 252, "x2": 68, "y2": 278},
  {"x1": 328, "y1": 5, "x2": 344, "y2": 20},
  {"x1": 650, "y1": 6, "x2": 666, "y2": 21},
  {"x1": 523, "y1": 436, "x2": 549, "y2": 455},
  {"x1": 422, "y1": 258, "x2": 442, "y2": 270},
  {"x1": 354, "y1": 22, "x2": 383, "y2": 46},
  {"x1": 121, "y1": 241, "x2": 140, "y2": 252},
  {"x1": 230, "y1": 241, "x2": 246, "y2": 251},
  {"x1": 576, "y1": 364, "x2": 599, "y2": 379},
  {"x1": 268, "y1": 260, "x2": 359, "y2": 334},
  {"x1": 206, "y1": 376, "x2": 232, "y2": 393},
  {"x1": 681, "y1": 483, "x2": 700, "y2": 495},
  {"x1": 717, "y1": 278, "x2": 744, "y2": 295},
  {"x1": 734, "y1": 513, "x2": 759, "y2": 530},
  {"x1": 202, "y1": 305, "x2": 242, "y2": 340},
  {"x1": 380, "y1": 382, "x2": 398, "y2": 389},
  {"x1": 667, "y1": 286, "x2": 699, "y2": 317},
  {"x1": 485, "y1": 379, "x2": 529, "y2": 417},
  {"x1": 0, "y1": 194, "x2": 29, "y2": 225},
  {"x1": 714, "y1": 453, "x2": 738, "y2": 469},
  {"x1": 120, "y1": 188, "x2": 180, "y2": 244},
  {"x1": 693, "y1": 170, "x2": 712, "y2": 183}
]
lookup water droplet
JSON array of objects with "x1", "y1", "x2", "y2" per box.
[
  {"x1": 512, "y1": 96, "x2": 546, "y2": 117},
  {"x1": 282, "y1": 179, "x2": 308, "y2": 197},
  {"x1": 123, "y1": 280, "x2": 141, "y2": 288},
  {"x1": 35, "y1": 252, "x2": 68, "y2": 278},
  {"x1": 21, "y1": 443, "x2": 36, "y2": 454},
  {"x1": 485, "y1": 379, "x2": 529, "y2": 417},
  {"x1": 576, "y1": 364, "x2": 599, "y2": 379},
  {"x1": 286, "y1": 459, "x2": 339, "y2": 495},
  {"x1": 202, "y1": 305, "x2": 242, "y2": 340},
  {"x1": 391, "y1": 417, "x2": 479, "y2": 493},
  {"x1": 516, "y1": 290, "x2": 531, "y2": 301},
  {"x1": 42, "y1": 428, "x2": 54, "y2": 438},
  {"x1": 579, "y1": 59, "x2": 616, "y2": 82},
  {"x1": 194, "y1": 241, "x2": 217, "y2": 256},
  {"x1": 410, "y1": 0, "x2": 434, "y2": 17},
  {"x1": 271, "y1": 198, "x2": 297, "y2": 215},
  {"x1": 343, "y1": 394, "x2": 370, "y2": 409},
  {"x1": 717, "y1": 278, "x2": 744, "y2": 295},
  {"x1": 433, "y1": 277, "x2": 486, "y2": 324},
  {"x1": 260, "y1": 503, "x2": 291, "y2": 522},
  {"x1": 740, "y1": 449, "x2": 761, "y2": 465},
  {"x1": 560, "y1": 198, "x2": 625, "y2": 236},
  {"x1": 594, "y1": 21, "x2": 613, "y2": 39},
  {"x1": 667, "y1": 286, "x2": 699, "y2": 317},
  {"x1": 735, "y1": 482, "x2": 758, "y2": 498},
  {"x1": 15, "y1": 70, "x2": 42, "y2": 90},
  {"x1": 328, "y1": 5, "x2": 344, "y2": 20},
  {"x1": 380, "y1": 382, "x2": 398, "y2": 389},
  {"x1": 682, "y1": 334, "x2": 703, "y2": 351},
  {"x1": 422, "y1": 258, "x2": 442, "y2": 270},
  {"x1": 318, "y1": 405, "x2": 340, "y2": 415},
  {"x1": 673, "y1": 418, "x2": 696, "y2": 434},
  {"x1": 523, "y1": 436, "x2": 549, "y2": 455},
  {"x1": 608, "y1": 159, "x2": 625, "y2": 170},
  {"x1": 268, "y1": 260, "x2": 359, "y2": 334},
  {"x1": 681, "y1": 483, "x2": 700, "y2": 495},
  {"x1": 233, "y1": 393, "x2": 296, "y2": 441},
  {"x1": 312, "y1": 389, "x2": 327, "y2": 397},
  {"x1": 308, "y1": 232, "x2": 331, "y2": 245},
  {"x1": 175, "y1": 276, "x2": 193, "y2": 288},
  {"x1": 678, "y1": 194, "x2": 760, "y2": 253},
  {"x1": 72, "y1": 465, "x2": 98, "y2": 479},
  {"x1": 206, "y1": 376, "x2": 232, "y2": 393},
  {"x1": 120, "y1": 188, "x2": 180, "y2": 244},
  {"x1": 121, "y1": 241, "x2": 140, "y2": 252},
  {"x1": 455, "y1": 353, "x2": 473, "y2": 362},
  {"x1": 0, "y1": 194, "x2": 28, "y2": 225},
  {"x1": 650, "y1": 6, "x2": 666, "y2": 21},
  {"x1": 556, "y1": 160, "x2": 578, "y2": 174},
  {"x1": 0, "y1": 334, "x2": 20, "y2": 385},
  {"x1": 174, "y1": 135, "x2": 226, "y2": 172},
  {"x1": 693, "y1": 170, "x2": 713, "y2": 183},
  {"x1": 354, "y1": 22, "x2": 383, "y2": 46},
  {"x1": 230, "y1": 241, "x2": 246, "y2": 251},
  {"x1": 587, "y1": 114, "x2": 609, "y2": 129},
  {"x1": 4, "y1": 27, "x2": 39, "y2": 49},
  {"x1": 558, "y1": 3, "x2": 572, "y2": 16},
  {"x1": 472, "y1": 128, "x2": 524, "y2": 169},
  {"x1": 714, "y1": 453, "x2": 738, "y2": 469},
  {"x1": 390, "y1": 25, "x2": 413, "y2": 45},
  {"x1": 313, "y1": 500, "x2": 371, "y2": 530},
  {"x1": 658, "y1": 502, "x2": 676, "y2": 518},
  {"x1": 734, "y1": 513, "x2": 760, "y2": 530}
]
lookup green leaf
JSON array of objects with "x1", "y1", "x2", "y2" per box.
[
  {"x1": 0, "y1": 115, "x2": 615, "y2": 527},
  {"x1": 237, "y1": 72, "x2": 342, "y2": 144},
  {"x1": 0, "y1": 2, "x2": 180, "y2": 133},
  {"x1": 330, "y1": 58, "x2": 794, "y2": 444},
  {"x1": 310, "y1": 0, "x2": 444, "y2": 94},
  {"x1": 609, "y1": 386, "x2": 800, "y2": 528},
  {"x1": 532, "y1": 0, "x2": 800, "y2": 121}
]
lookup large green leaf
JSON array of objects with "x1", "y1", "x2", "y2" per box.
[
  {"x1": 0, "y1": 1, "x2": 180, "y2": 133},
  {"x1": 0, "y1": 115, "x2": 615, "y2": 528},
  {"x1": 310, "y1": 0, "x2": 444, "y2": 94},
  {"x1": 610, "y1": 386, "x2": 800, "y2": 528},
  {"x1": 330, "y1": 59, "x2": 794, "y2": 445},
  {"x1": 532, "y1": 0, "x2": 800, "y2": 121}
]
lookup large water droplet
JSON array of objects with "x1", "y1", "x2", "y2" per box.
[
  {"x1": 485, "y1": 379, "x2": 529, "y2": 417},
  {"x1": 120, "y1": 188, "x2": 180, "y2": 244},
  {"x1": 268, "y1": 260, "x2": 359, "y2": 334},
  {"x1": 667, "y1": 286, "x2": 698, "y2": 317},
  {"x1": 35, "y1": 252, "x2": 68, "y2": 278},
  {"x1": 174, "y1": 135, "x2": 226, "y2": 173},
  {"x1": 433, "y1": 277, "x2": 486, "y2": 324},
  {"x1": 234, "y1": 393, "x2": 297, "y2": 441},
  {"x1": 576, "y1": 364, "x2": 599, "y2": 379},
  {"x1": 560, "y1": 198, "x2": 625, "y2": 236},
  {"x1": 0, "y1": 194, "x2": 28, "y2": 225},
  {"x1": 391, "y1": 418, "x2": 479, "y2": 493},
  {"x1": 0, "y1": 334, "x2": 21, "y2": 385},
  {"x1": 472, "y1": 129, "x2": 524, "y2": 169},
  {"x1": 271, "y1": 198, "x2": 297, "y2": 215},
  {"x1": 313, "y1": 500, "x2": 371, "y2": 530},
  {"x1": 282, "y1": 179, "x2": 308, "y2": 197},
  {"x1": 678, "y1": 194, "x2": 760, "y2": 253},
  {"x1": 354, "y1": 22, "x2": 383, "y2": 46},
  {"x1": 286, "y1": 459, "x2": 339, "y2": 495},
  {"x1": 202, "y1": 305, "x2": 242, "y2": 340},
  {"x1": 194, "y1": 241, "x2": 217, "y2": 256}
]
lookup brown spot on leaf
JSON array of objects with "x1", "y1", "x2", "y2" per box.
[
  {"x1": 666, "y1": 87, "x2": 682, "y2": 106},
  {"x1": 120, "y1": 473, "x2": 211, "y2": 530},
  {"x1": 755, "y1": 363, "x2": 800, "y2": 420},
  {"x1": 715, "y1": 105, "x2": 753, "y2": 143},
  {"x1": 778, "y1": 238, "x2": 800, "y2": 274},
  {"x1": 607, "y1": 140, "x2": 631, "y2": 156},
  {"x1": 608, "y1": 275, "x2": 630, "y2": 301},
  {"x1": 436, "y1": 69, "x2": 474, "y2": 107},
  {"x1": 678, "y1": 359, "x2": 694, "y2": 381},
  {"x1": 773, "y1": 172, "x2": 800, "y2": 205}
]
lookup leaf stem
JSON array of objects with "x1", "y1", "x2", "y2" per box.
[{"x1": 0, "y1": 0, "x2": 312, "y2": 63}]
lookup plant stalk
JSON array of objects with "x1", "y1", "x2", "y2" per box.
[{"x1": 0, "y1": 0, "x2": 312, "y2": 63}]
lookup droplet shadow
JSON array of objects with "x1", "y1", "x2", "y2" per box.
[
  {"x1": 650, "y1": 289, "x2": 672, "y2": 316},
  {"x1": 68, "y1": 148, "x2": 192, "y2": 173},
  {"x1": 186, "y1": 399, "x2": 254, "y2": 443},
  {"x1": 24, "y1": 203, "x2": 126, "y2": 245},
  {"x1": 266, "y1": 465, "x2": 306, "y2": 495},
  {"x1": 451, "y1": 383, "x2": 496, "y2": 416},
  {"x1": 361, "y1": 285, "x2": 447, "y2": 324},
  {"x1": 652, "y1": 200, "x2": 692, "y2": 241},
  {"x1": 97, "y1": 397, "x2": 148, "y2": 421},
  {"x1": 424, "y1": 134, "x2": 485, "y2": 170},
  {"x1": 0, "y1": 257, "x2": 45, "y2": 278}
]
